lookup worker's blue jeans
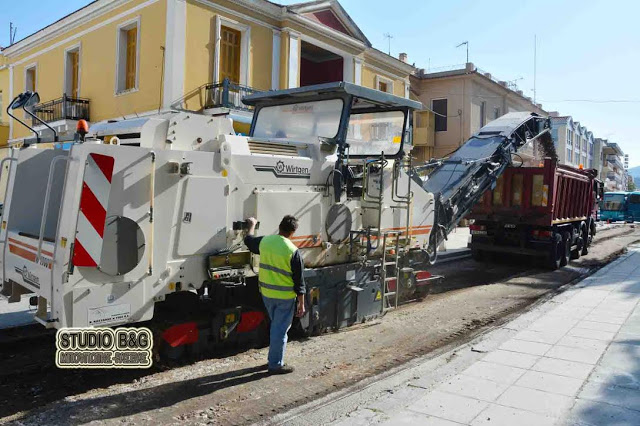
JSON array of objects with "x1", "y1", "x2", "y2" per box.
[{"x1": 262, "y1": 296, "x2": 296, "y2": 370}]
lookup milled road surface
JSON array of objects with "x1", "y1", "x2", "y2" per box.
[{"x1": 1, "y1": 225, "x2": 638, "y2": 425}]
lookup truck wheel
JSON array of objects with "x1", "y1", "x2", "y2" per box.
[
  {"x1": 547, "y1": 234, "x2": 563, "y2": 270},
  {"x1": 581, "y1": 224, "x2": 590, "y2": 256},
  {"x1": 571, "y1": 228, "x2": 583, "y2": 259},
  {"x1": 561, "y1": 232, "x2": 571, "y2": 266}
]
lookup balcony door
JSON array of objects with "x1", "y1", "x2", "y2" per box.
[
  {"x1": 219, "y1": 26, "x2": 241, "y2": 84},
  {"x1": 65, "y1": 47, "x2": 80, "y2": 98}
]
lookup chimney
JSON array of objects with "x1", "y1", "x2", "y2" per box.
[
  {"x1": 536, "y1": 103, "x2": 543, "y2": 109},
  {"x1": 498, "y1": 81, "x2": 507, "y2": 87},
  {"x1": 465, "y1": 62, "x2": 475, "y2": 72},
  {"x1": 516, "y1": 90, "x2": 523, "y2": 96},
  {"x1": 548, "y1": 111, "x2": 559, "y2": 117},
  {"x1": 484, "y1": 73, "x2": 492, "y2": 79},
  {"x1": 399, "y1": 53, "x2": 408, "y2": 63}
]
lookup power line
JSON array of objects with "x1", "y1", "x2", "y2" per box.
[{"x1": 540, "y1": 99, "x2": 640, "y2": 104}]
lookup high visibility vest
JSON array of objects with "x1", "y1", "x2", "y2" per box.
[{"x1": 258, "y1": 235, "x2": 298, "y2": 300}]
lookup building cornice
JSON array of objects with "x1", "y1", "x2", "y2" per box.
[
  {"x1": 415, "y1": 69, "x2": 546, "y2": 114},
  {"x1": 2, "y1": 0, "x2": 131, "y2": 58},
  {"x1": 365, "y1": 49, "x2": 415, "y2": 75}
]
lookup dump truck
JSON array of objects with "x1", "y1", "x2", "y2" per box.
[
  {"x1": 0, "y1": 83, "x2": 551, "y2": 357},
  {"x1": 468, "y1": 158, "x2": 602, "y2": 269}
]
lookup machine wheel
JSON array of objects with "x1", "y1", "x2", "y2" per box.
[
  {"x1": 547, "y1": 233, "x2": 563, "y2": 270},
  {"x1": 561, "y1": 232, "x2": 571, "y2": 267},
  {"x1": 581, "y1": 223, "x2": 590, "y2": 256}
]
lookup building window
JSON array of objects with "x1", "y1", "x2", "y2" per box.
[
  {"x1": 65, "y1": 47, "x2": 80, "y2": 98},
  {"x1": 116, "y1": 19, "x2": 139, "y2": 94},
  {"x1": 432, "y1": 98, "x2": 447, "y2": 132},
  {"x1": 480, "y1": 101, "x2": 486, "y2": 127},
  {"x1": 25, "y1": 65, "x2": 37, "y2": 92},
  {"x1": 567, "y1": 147, "x2": 572, "y2": 163},
  {"x1": 219, "y1": 26, "x2": 241, "y2": 83},
  {"x1": 375, "y1": 75, "x2": 393, "y2": 94},
  {"x1": 494, "y1": 107, "x2": 500, "y2": 119}
]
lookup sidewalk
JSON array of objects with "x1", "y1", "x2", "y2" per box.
[{"x1": 284, "y1": 245, "x2": 640, "y2": 426}]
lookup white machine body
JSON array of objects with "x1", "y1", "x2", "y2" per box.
[{"x1": 0, "y1": 106, "x2": 433, "y2": 328}]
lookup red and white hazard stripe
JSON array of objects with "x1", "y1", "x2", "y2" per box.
[{"x1": 73, "y1": 153, "x2": 115, "y2": 267}]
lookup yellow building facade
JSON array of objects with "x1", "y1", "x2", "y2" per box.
[{"x1": 0, "y1": 0, "x2": 414, "y2": 142}]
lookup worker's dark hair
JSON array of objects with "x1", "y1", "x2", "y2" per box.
[{"x1": 279, "y1": 215, "x2": 298, "y2": 235}]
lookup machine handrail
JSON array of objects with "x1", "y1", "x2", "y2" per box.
[
  {"x1": 0, "y1": 155, "x2": 18, "y2": 234},
  {"x1": 37, "y1": 156, "x2": 69, "y2": 262}
]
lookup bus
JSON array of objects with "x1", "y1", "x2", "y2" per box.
[
  {"x1": 600, "y1": 192, "x2": 632, "y2": 222},
  {"x1": 627, "y1": 191, "x2": 640, "y2": 222}
]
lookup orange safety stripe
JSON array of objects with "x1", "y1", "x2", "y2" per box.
[
  {"x1": 8, "y1": 237, "x2": 54, "y2": 257},
  {"x1": 9, "y1": 244, "x2": 52, "y2": 269}
]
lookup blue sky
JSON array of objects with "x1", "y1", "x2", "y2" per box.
[{"x1": 2, "y1": 0, "x2": 639, "y2": 166}]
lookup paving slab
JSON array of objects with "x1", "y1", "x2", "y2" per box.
[
  {"x1": 290, "y1": 246, "x2": 640, "y2": 426},
  {"x1": 408, "y1": 390, "x2": 489, "y2": 424},
  {"x1": 470, "y1": 403, "x2": 558, "y2": 426}
]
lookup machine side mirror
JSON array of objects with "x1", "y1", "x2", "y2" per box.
[{"x1": 10, "y1": 91, "x2": 40, "y2": 110}]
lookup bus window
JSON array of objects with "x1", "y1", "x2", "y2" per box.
[
  {"x1": 511, "y1": 174, "x2": 523, "y2": 207},
  {"x1": 629, "y1": 193, "x2": 640, "y2": 204},
  {"x1": 603, "y1": 193, "x2": 626, "y2": 211}
]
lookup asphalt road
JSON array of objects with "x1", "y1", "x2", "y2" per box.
[{"x1": 1, "y1": 224, "x2": 638, "y2": 425}]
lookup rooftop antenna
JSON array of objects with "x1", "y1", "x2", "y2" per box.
[
  {"x1": 9, "y1": 22, "x2": 17, "y2": 45},
  {"x1": 507, "y1": 76, "x2": 523, "y2": 91},
  {"x1": 533, "y1": 34, "x2": 537, "y2": 103},
  {"x1": 383, "y1": 32, "x2": 393, "y2": 55},
  {"x1": 456, "y1": 41, "x2": 469, "y2": 63}
]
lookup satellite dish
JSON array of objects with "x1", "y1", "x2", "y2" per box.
[{"x1": 11, "y1": 91, "x2": 40, "y2": 110}]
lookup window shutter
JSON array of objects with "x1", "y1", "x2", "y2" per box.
[
  {"x1": 219, "y1": 26, "x2": 241, "y2": 83},
  {"x1": 125, "y1": 28, "x2": 137, "y2": 90},
  {"x1": 71, "y1": 51, "x2": 79, "y2": 98}
]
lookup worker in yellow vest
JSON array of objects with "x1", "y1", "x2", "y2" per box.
[{"x1": 245, "y1": 215, "x2": 306, "y2": 374}]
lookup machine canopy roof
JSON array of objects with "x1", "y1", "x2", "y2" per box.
[{"x1": 242, "y1": 82, "x2": 423, "y2": 111}]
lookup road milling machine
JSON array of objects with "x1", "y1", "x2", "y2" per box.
[{"x1": 0, "y1": 83, "x2": 551, "y2": 356}]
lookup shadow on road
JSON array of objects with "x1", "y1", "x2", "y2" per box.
[{"x1": 12, "y1": 364, "x2": 271, "y2": 424}]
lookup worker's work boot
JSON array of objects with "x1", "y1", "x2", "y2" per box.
[{"x1": 268, "y1": 365, "x2": 295, "y2": 375}]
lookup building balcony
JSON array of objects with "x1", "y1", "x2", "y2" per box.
[
  {"x1": 203, "y1": 79, "x2": 260, "y2": 112},
  {"x1": 172, "y1": 78, "x2": 261, "y2": 114},
  {"x1": 607, "y1": 172, "x2": 622, "y2": 183},
  {"x1": 31, "y1": 94, "x2": 90, "y2": 127},
  {"x1": 606, "y1": 155, "x2": 624, "y2": 169}
]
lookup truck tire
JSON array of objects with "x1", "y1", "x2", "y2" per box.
[
  {"x1": 581, "y1": 223, "x2": 590, "y2": 256},
  {"x1": 561, "y1": 232, "x2": 571, "y2": 267},
  {"x1": 547, "y1": 234, "x2": 563, "y2": 270},
  {"x1": 571, "y1": 227, "x2": 583, "y2": 260}
]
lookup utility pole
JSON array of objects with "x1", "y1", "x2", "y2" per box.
[
  {"x1": 383, "y1": 33, "x2": 393, "y2": 56},
  {"x1": 456, "y1": 41, "x2": 469, "y2": 64},
  {"x1": 533, "y1": 34, "x2": 537, "y2": 104}
]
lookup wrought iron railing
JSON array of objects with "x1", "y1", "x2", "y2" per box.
[
  {"x1": 31, "y1": 94, "x2": 90, "y2": 126},
  {"x1": 172, "y1": 78, "x2": 261, "y2": 113},
  {"x1": 203, "y1": 79, "x2": 260, "y2": 111}
]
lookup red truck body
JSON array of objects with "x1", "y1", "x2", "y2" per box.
[{"x1": 468, "y1": 159, "x2": 601, "y2": 269}]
